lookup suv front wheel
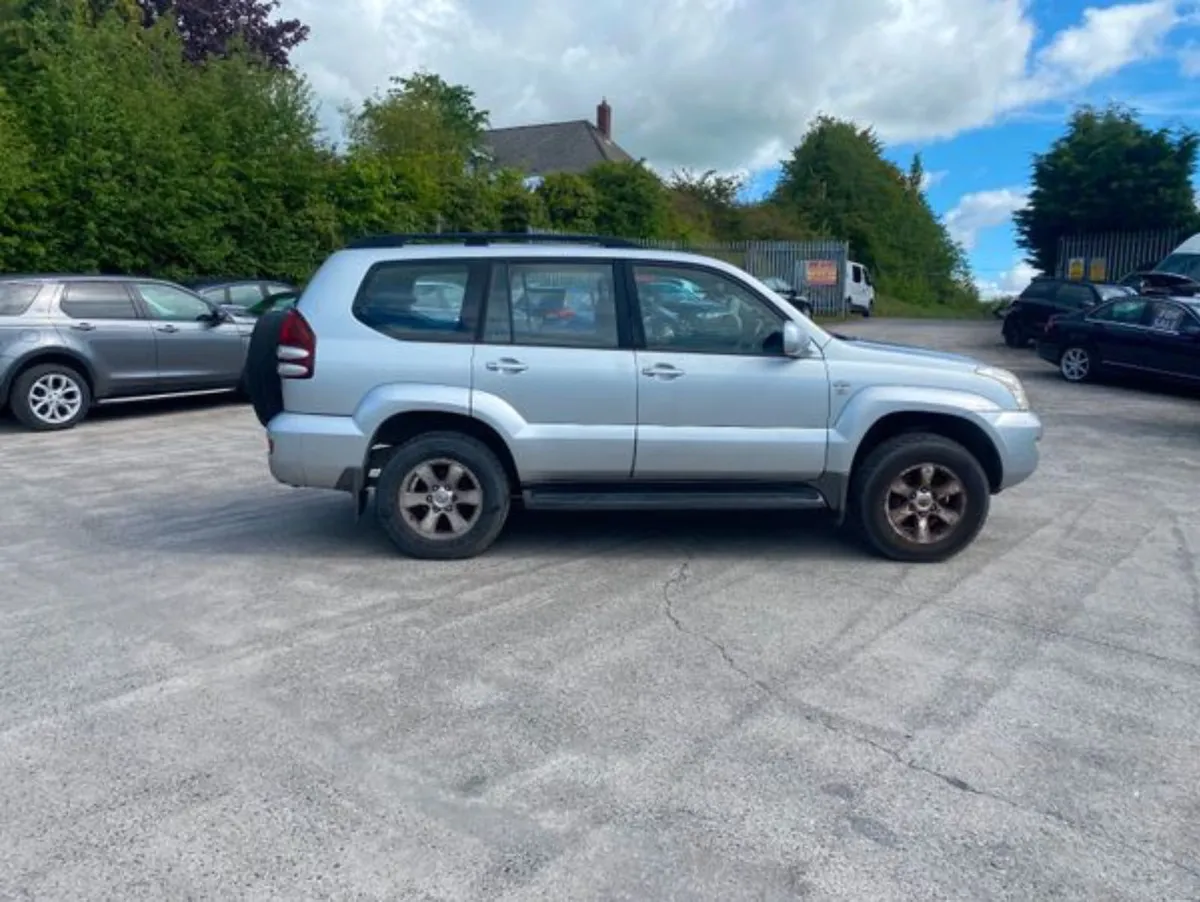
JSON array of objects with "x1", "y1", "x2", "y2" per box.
[
  {"x1": 850, "y1": 433, "x2": 990, "y2": 563},
  {"x1": 375, "y1": 432, "x2": 511, "y2": 560}
]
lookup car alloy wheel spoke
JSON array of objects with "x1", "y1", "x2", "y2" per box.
[
  {"x1": 885, "y1": 462, "x2": 968, "y2": 546},
  {"x1": 399, "y1": 457, "x2": 484, "y2": 541},
  {"x1": 29, "y1": 374, "x2": 82, "y2": 424}
]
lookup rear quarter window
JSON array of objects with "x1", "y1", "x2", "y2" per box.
[
  {"x1": 352, "y1": 261, "x2": 482, "y2": 343},
  {"x1": 0, "y1": 282, "x2": 40, "y2": 316}
]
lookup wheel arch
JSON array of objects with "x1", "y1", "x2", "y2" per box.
[
  {"x1": 365, "y1": 410, "x2": 520, "y2": 495},
  {"x1": 1, "y1": 349, "x2": 99, "y2": 408}
]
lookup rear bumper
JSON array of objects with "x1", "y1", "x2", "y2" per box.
[
  {"x1": 981, "y1": 410, "x2": 1042, "y2": 491},
  {"x1": 267, "y1": 412, "x2": 368, "y2": 491}
]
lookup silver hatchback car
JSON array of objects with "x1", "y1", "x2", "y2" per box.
[{"x1": 251, "y1": 234, "x2": 1042, "y2": 562}]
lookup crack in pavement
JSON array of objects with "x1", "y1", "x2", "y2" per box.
[{"x1": 659, "y1": 555, "x2": 1200, "y2": 883}]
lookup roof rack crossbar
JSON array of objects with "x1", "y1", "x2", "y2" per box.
[{"x1": 345, "y1": 232, "x2": 641, "y2": 250}]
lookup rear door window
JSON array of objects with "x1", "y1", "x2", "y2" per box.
[
  {"x1": 0, "y1": 282, "x2": 40, "y2": 316},
  {"x1": 1146, "y1": 301, "x2": 1188, "y2": 332},
  {"x1": 353, "y1": 261, "x2": 484, "y2": 343},
  {"x1": 489, "y1": 261, "x2": 620, "y2": 349},
  {"x1": 59, "y1": 282, "x2": 139, "y2": 319}
]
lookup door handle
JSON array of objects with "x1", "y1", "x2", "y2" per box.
[
  {"x1": 155, "y1": 324, "x2": 179, "y2": 333},
  {"x1": 485, "y1": 358, "x2": 528, "y2": 374},
  {"x1": 641, "y1": 363, "x2": 685, "y2": 379},
  {"x1": 70, "y1": 322, "x2": 96, "y2": 332}
]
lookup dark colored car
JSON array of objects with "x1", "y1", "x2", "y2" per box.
[
  {"x1": 761, "y1": 276, "x2": 814, "y2": 317},
  {"x1": 1036, "y1": 294, "x2": 1200, "y2": 386},
  {"x1": 186, "y1": 278, "x2": 297, "y2": 316},
  {"x1": 1002, "y1": 277, "x2": 1133, "y2": 348},
  {"x1": 246, "y1": 290, "x2": 299, "y2": 317}
]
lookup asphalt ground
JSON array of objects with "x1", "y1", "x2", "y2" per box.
[{"x1": 1, "y1": 318, "x2": 1198, "y2": 900}]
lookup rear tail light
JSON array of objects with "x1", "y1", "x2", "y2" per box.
[{"x1": 277, "y1": 309, "x2": 316, "y2": 379}]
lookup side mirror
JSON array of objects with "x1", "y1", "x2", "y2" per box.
[{"x1": 782, "y1": 320, "x2": 812, "y2": 358}]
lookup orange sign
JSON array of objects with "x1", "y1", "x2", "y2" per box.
[{"x1": 805, "y1": 259, "x2": 838, "y2": 286}]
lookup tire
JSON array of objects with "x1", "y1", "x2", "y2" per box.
[
  {"x1": 375, "y1": 431, "x2": 511, "y2": 560},
  {"x1": 243, "y1": 308, "x2": 289, "y2": 427},
  {"x1": 849, "y1": 433, "x2": 990, "y2": 563},
  {"x1": 861, "y1": 305, "x2": 871, "y2": 319},
  {"x1": 10, "y1": 362, "x2": 91, "y2": 431},
  {"x1": 1002, "y1": 322, "x2": 1024, "y2": 348},
  {"x1": 1059, "y1": 345, "x2": 1093, "y2": 383}
]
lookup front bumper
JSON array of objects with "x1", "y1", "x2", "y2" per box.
[
  {"x1": 981, "y1": 409, "x2": 1043, "y2": 491},
  {"x1": 267, "y1": 412, "x2": 369, "y2": 491}
]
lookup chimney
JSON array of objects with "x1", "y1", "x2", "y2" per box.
[{"x1": 596, "y1": 98, "x2": 612, "y2": 139}]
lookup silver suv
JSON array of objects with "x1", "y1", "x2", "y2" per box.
[{"x1": 254, "y1": 234, "x2": 1042, "y2": 562}]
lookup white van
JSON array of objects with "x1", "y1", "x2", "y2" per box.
[
  {"x1": 846, "y1": 260, "x2": 875, "y2": 316},
  {"x1": 1155, "y1": 233, "x2": 1200, "y2": 281}
]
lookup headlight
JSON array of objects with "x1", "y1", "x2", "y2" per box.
[{"x1": 976, "y1": 365, "x2": 1029, "y2": 410}]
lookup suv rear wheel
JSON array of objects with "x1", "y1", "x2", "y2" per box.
[
  {"x1": 11, "y1": 362, "x2": 91, "y2": 431},
  {"x1": 375, "y1": 432, "x2": 511, "y2": 560},
  {"x1": 850, "y1": 433, "x2": 990, "y2": 563}
]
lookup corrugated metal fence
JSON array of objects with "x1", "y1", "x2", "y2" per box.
[{"x1": 1055, "y1": 229, "x2": 1187, "y2": 282}]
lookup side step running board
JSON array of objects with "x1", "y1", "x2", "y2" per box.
[{"x1": 523, "y1": 485, "x2": 829, "y2": 512}]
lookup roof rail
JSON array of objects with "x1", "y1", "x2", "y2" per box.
[{"x1": 345, "y1": 232, "x2": 642, "y2": 250}]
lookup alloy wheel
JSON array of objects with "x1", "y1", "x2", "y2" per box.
[
  {"x1": 884, "y1": 462, "x2": 967, "y2": 546},
  {"x1": 1060, "y1": 347, "x2": 1090, "y2": 382},
  {"x1": 398, "y1": 458, "x2": 484, "y2": 540},
  {"x1": 27, "y1": 372, "x2": 84, "y2": 426}
]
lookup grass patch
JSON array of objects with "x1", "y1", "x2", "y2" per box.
[{"x1": 872, "y1": 294, "x2": 993, "y2": 319}]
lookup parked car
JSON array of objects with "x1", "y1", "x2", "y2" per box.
[
  {"x1": 760, "y1": 276, "x2": 814, "y2": 317},
  {"x1": 1036, "y1": 293, "x2": 1200, "y2": 386},
  {"x1": 0, "y1": 275, "x2": 254, "y2": 430},
  {"x1": 246, "y1": 232, "x2": 1041, "y2": 564},
  {"x1": 246, "y1": 289, "x2": 299, "y2": 318},
  {"x1": 187, "y1": 278, "x2": 297, "y2": 317},
  {"x1": 1001, "y1": 277, "x2": 1134, "y2": 348}
]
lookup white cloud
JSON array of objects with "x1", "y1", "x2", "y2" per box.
[
  {"x1": 1012, "y1": 0, "x2": 1180, "y2": 104},
  {"x1": 944, "y1": 187, "x2": 1029, "y2": 251},
  {"x1": 976, "y1": 260, "x2": 1041, "y2": 299},
  {"x1": 280, "y1": 0, "x2": 1190, "y2": 172},
  {"x1": 921, "y1": 170, "x2": 949, "y2": 191}
]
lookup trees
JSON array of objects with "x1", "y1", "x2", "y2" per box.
[
  {"x1": 0, "y1": 2, "x2": 990, "y2": 309},
  {"x1": 773, "y1": 116, "x2": 975, "y2": 307},
  {"x1": 585, "y1": 161, "x2": 669, "y2": 238},
  {"x1": 1015, "y1": 104, "x2": 1200, "y2": 272},
  {"x1": 134, "y1": 0, "x2": 308, "y2": 67}
]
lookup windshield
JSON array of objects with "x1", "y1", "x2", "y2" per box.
[{"x1": 1156, "y1": 253, "x2": 1200, "y2": 281}]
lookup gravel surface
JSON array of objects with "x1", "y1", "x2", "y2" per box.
[{"x1": 2, "y1": 318, "x2": 1198, "y2": 900}]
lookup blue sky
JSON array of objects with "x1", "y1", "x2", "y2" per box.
[{"x1": 738, "y1": 0, "x2": 1200, "y2": 296}]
